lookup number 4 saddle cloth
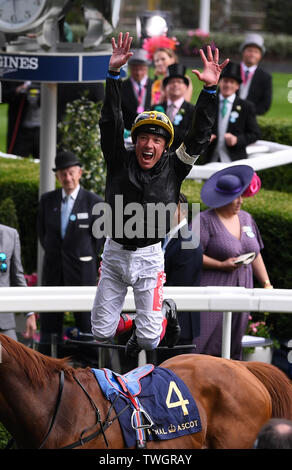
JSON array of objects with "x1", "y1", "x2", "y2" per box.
[{"x1": 92, "y1": 364, "x2": 201, "y2": 448}]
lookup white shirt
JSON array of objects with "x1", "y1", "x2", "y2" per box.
[{"x1": 239, "y1": 62, "x2": 258, "y2": 99}]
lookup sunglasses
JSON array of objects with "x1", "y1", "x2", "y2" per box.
[{"x1": 0, "y1": 252, "x2": 7, "y2": 273}]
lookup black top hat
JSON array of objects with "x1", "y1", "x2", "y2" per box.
[
  {"x1": 52, "y1": 151, "x2": 82, "y2": 172},
  {"x1": 220, "y1": 62, "x2": 242, "y2": 84},
  {"x1": 163, "y1": 64, "x2": 189, "y2": 87}
]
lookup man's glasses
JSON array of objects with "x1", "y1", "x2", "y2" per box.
[{"x1": 0, "y1": 252, "x2": 7, "y2": 273}]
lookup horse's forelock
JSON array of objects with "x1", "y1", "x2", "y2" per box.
[{"x1": 0, "y1": 334, "x2": 73, "y2": 387}]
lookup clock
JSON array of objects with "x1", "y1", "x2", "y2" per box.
[{"x1": 0, "y1": 0, "x2": 70, "y2": 34}]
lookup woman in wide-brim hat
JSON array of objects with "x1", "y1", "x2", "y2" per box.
[{"x1": 195, "y1": 164, "x2": 272, "y2": 360}]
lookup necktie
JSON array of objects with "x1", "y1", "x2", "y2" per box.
[
  {"x1": 167, "y1": 103, "x2": 176, "y2": 122},
  {"x1": 162, "y1": 234, "x2": 170, "y2": 252},
  {"x1": 61, "y1": 195, "x2": 71, "y2": 239},
  {"x1": 137, "y1": 82, "x2": 142, "y2": 97},
  {"x1": 245, "y1": 69, "x2": 249, "y2": 82},
  {"x1": 221, "y1": 98, "x2": 228, "y2": 118}
]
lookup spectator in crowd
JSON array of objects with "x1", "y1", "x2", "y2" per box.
[
  {"x1": 1, "y1": 80, "x2": 105, "y2": 157},
  {"x1": 151, "y1": 47, "x2": 193, "y2": 105},
  {"x1": 1, "y1": 80, "x2": 41, "y2": 158},
  {"x1": 204, "y1": 62, "x2": 261, "y2": 163},
  {"x1": 121, "y1": 48, "x2": 153, "y2": 132},
  {"x1": 37, "y1": 151, "x2": 104, "y2": 366},
  {"x1": 0, "y1": 223, "x2": 37, "y2": 340},
  {"x1": 239, "y1": 33, "x2": 272, "y2": 115},
  {"x1": 153, "y1": 193, "x2": 202, "y2": 364},
  {"x1": 90, "y1": 32, "x2": 228, "y2": 358},
  {"x1": 195, "y1": 165, "x2": 272, "y2": 360},
  {"x1": 253, "y1": 419, "x2": 292, "y2": 449},
  {"x1": 155, "y1": 64, "x2": 196, "y2": 151}
]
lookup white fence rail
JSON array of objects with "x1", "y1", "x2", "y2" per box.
[
  {"x1": 1, "y1": 286, "x2": 291, "y2": 359},
  {"x1": 187, "y1": 140, "x2": 292, "y2": 180}
]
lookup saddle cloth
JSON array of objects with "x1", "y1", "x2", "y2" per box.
[{"x1": 92, "y1": 364, "x2": 201, "y2": 448}]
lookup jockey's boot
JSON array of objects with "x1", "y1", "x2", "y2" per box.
[
  {"x1": 125, "y1": 323, "x2": 142, "y2": 357},
  {"x1": 161, "y1": 298, "x2": 181, "y2": 348}
]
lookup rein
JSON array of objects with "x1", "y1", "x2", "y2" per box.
[
  {"x1": 5, "y1": 369, "x2": 130, "y2": 449},
  {"x1": 61, "y1": 375, "x2": 130, "y2": 449},
  {"x1": 39, "y1": 370, "x2": 65, "y2": 449}
]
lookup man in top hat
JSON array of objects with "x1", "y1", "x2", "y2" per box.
[
  {"x1": 121, "y1": 48, "x2": 153, "y2": 131},
  {"x1": 204, "y1": 61, "x2": 261, "y2": 163},
  {"x1": 239, "y1": 33, "x2": 272, "y2": 115},
  {"x1": 155, "y1": 63, "x2": 196, "y2": 151},
  {"x1": 37, "y1": 151, "x2": 104, "y2": 365}
]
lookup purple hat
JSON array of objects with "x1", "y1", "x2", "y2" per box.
[{"x1": 201, "y1": 165, "x2": 254, "y2": 209}]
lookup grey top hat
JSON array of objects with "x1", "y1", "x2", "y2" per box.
[
  {"x1": 240, "y1": 33, "x2": 266, "y2": 55},
  {"x1": 53, "y1": 151, "x2": 82, "y2": 172},
  {"x1": 128, "y1": 49, "x2": 149, "y2": 65}
]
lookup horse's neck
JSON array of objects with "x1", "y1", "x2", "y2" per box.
[{"x1": 0, "y1": 350, "x2": 59, "y2": 448}]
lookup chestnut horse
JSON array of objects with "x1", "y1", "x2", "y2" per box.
[{"x1": 0, "y1": 333, "x2": 292, "y2": 449}]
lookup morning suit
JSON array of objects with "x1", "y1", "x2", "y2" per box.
[
  {"x1": 37, "y1": 187, "x2": 104, "y2": 358},
  {"x1": 158, "y1": 100, "x2": 196, "y2": 151},
  {"x1": 121, "y1": 77, "x2": 153, "y2": 130},
  {"x1": 0, "y1": 224, "x2": 27, "y2": 337},
  {"x1": 38, "y1": 187, "x2": 104, "y2": 286},
  {"x1": 240, "y1": 67, "x2": 272, "y2": 116},
  {"x1": 204, "y1": 95, "x2": 261, "y2": 163}
]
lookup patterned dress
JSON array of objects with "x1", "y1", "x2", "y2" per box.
[{"x1": 195, "y1": 208, "x2": 264, "y2": 359}]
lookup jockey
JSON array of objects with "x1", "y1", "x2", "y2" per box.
[{"x1": 91, "y1": 32, "x2": 228, "y2": 357}]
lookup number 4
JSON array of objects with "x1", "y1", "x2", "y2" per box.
[{"x1": 166, "y1": 381, "x2": 189, "y2": 416}]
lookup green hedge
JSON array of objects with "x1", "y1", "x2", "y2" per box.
[
  {"x1": 256, "y1": 117, "x2": 292, "y2": 193},
  {"x1": 258, "y1": 117, "x2": 292, "y2": 147},
  {"x1": 0, "y1": 158, "x2": 39, "y2": 274}
]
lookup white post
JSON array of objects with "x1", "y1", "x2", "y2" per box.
[
  {"x1": 199, "y1": 0, "x2": 211, "y2": 33},
  {"x1": 37, "y1": 82, "x2": 57, "y2": 285},
  {"x1": 222, "y1": 311, "x2": 232, "y2": 359}
]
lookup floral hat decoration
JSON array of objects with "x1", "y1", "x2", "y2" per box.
[
  {"x1": 142, "y1": 35, "x2": 178, "y2": 61},
  {"x1": 242, "y1": 172, "x2": 261, "y2": 198}
]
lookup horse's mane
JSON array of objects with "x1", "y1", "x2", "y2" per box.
[{"x1": 0, "y1": 334, "x2": 76, "y2": 387}]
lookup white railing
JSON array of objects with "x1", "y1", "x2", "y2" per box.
[
  {"x1": 1, "y1": 286, "x2": 291, "y2": 359},
  {"x1": 187, "y1": 140, "x2": 292, "y2": 180}
]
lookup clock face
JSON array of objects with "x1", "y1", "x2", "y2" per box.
[{"x1": 0, "y1": 0, "x2": 47, "y2": 32}]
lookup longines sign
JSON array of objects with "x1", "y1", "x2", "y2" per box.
[{"x1": 0, "y1": 51, "x2": 126, "y2": 82}]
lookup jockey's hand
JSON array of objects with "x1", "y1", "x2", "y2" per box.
[
  {"x1": 109, "y1": 32, "x2": 133, "y2": 71},
  {"x1": 192, "y1": 46, "x2": 229, "y2": 87}
]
